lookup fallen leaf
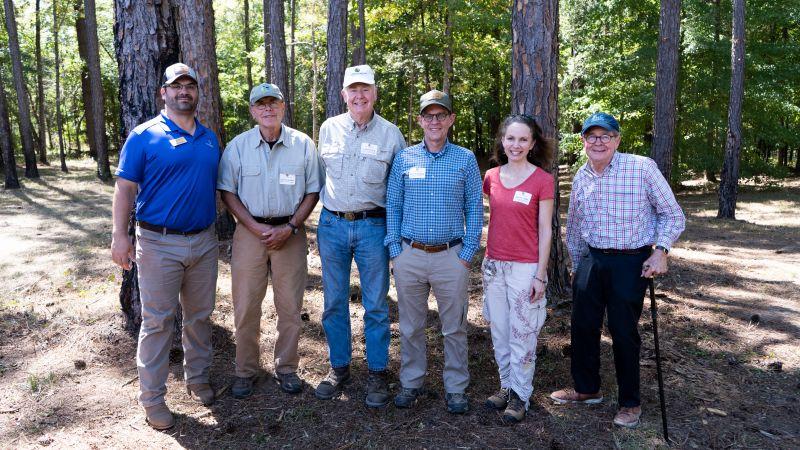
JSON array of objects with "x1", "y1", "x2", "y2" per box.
[{"x1": 706, "y1": 407, "x2": 728, "y2": 417}]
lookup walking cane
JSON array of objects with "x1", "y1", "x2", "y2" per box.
[{"x1": 649, "y1": 278, "x2": 670, "y2": 443}]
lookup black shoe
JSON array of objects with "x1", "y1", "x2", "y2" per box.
[
  {"x1": 276, "y1": 372, "x2": 303, "y2": 394},
  {"x1": 485, "y1": 387, "x2": 510, "y2": 410},
  {"x1": 315, "y1": 366, "x2": 351, "y2": 400},
  {"x1": 365, "y1": 370, "x2": 390, "y2": 408},
  {"x1": 394, "y1": 386, "x2": 422, "y2": 409},
  {"x1": 232, "y1": 376, "x2": 254, "y2": 399},
  {"x1": 502, "y1": 389, "x2": 526, "y2": 424},
  {"x1": 446, "y1": 392, "x2": 469, "y2": 414}
]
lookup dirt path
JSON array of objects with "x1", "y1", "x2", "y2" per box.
[{"x1": 1, "y1": 160, "x2": 798, "y2": 449}]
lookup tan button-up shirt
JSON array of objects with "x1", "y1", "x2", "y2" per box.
[
  {"x1": 218, "y1": 125, "x2": 321, "y2": 218},
  {"x1": 318, "y1": 112, "x2": 406, "y2": 212}
]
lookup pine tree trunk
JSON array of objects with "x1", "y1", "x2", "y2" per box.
[
  {"x1": 54, "y1": 0, "x2": 67, "y2": 174},
  {"x1": 3, "y1": 0, "x2": 39, "y2": 178},
  {"x1": 311, "y1": 2, "x2": 319, "y2": 140},
  {"x1": 244, "y1": 0, "x2": 253, "y2": 91},
  {"x1": 76, "y1": 6, "x2": 97, "y2": 160},
  {"x1": 290, "y1": 0, "x2": 295, "y2": 115},
  {"x1": 0, "y1": 64, "x2": 20, "y2": 189},
  {"x1": 263, "y1": 0, "x2": 271, "y2": 82},
  {"x1": 326, "y1": 0, "x2": 348, "y2": 118},
  {"x1": 442, "y1": 6, "x2": 453, "y2": 94},
  {"x1": 350, "y1": 0, "x2": 366, "y2": 66},
  {"x1": 717, "y1": 0, "x2": 745, "y2": 219},
  {"x1": 511, "y1": 0, "x2": 568, "y2": 298},
  {"x1": 83, "y1": 0, "x2": 111, "y2": 181},
  {"x1": 35, "y1": 0, "x2": 49, "y2": 165},
  {"x1": 268, "y1": 0, "x2": 292, "y2": 126},
  {"x1": 651, "y1": 0, "x2": 681, "y2": 182}
]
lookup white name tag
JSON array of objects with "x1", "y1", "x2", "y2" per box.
[
  {"x1": 513, "y1": 191, "x2": 532, "y2": 205},
  {"x1": 360, "y1": 143, "x2": 378, "y2": 156},
  {"x1": 170, "y1": 137, "x2": 187, "y2": 147},
  {"x1": 279, "y1": 173, "x2": 296, "y2": 185},
  {"x1": 409, "y1": 167, "x2": 426, "y2": 179}
]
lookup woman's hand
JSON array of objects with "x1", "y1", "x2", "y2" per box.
[{"x1": 530, "y1": 277, "x2": 546, "y2": 302}]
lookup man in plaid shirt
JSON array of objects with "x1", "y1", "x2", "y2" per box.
[
  {"x1": 551, "y1": 112, "x2": 685, "y2": 429},
  {"x1": 385, "y1": 90, "x2": 483, "y2": 414}
]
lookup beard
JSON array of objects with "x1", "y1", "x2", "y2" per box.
[{"x1": 166, "y1": 94, "x2": 198, "y2": 113}]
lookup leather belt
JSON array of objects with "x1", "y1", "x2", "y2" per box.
[
  {"x1": 589, "y1": 246, "x2": 651, "y2": 255},
  {"x1": 137, "y1": 221, "x2": 205, "y2": 236},
  {"x1": 324, "y1": 207, "x2": 386, "y2": 221},
  {"x1": 253, "y1": 215, "x2": 292, "y2": 225},
  {"x1": 403, "y1": 238, "x2": 462, "y2": 253}
]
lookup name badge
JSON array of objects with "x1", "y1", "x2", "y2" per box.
[
  {"x1": 360, "y1": 143, "x2": 378, "y2": 156},
  {"x1": 279, "y1": 173, "x2": 296, "y2": 185},
  {"x1": 409, "y1": 167, "x2": 426, "y2": 179},
  {"x1": 170, "y1": 137, "x2": 187, "y2": 147},
  {"x1": 513, "y1": 191, "x2": 532, "y2": 205}
]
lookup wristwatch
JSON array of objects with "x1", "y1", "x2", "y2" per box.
[
  {"x1": 287, "y1": 222, "x2": 299, "y2": 235},
  {"x1": 655, "y1": 245, "x2": 669, "y2": 254}
]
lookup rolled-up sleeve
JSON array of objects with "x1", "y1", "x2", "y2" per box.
[{"x1": 645, "y1": 160, "x2": 685, "y2": 250}]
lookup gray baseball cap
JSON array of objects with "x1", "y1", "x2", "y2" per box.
[
  {"x1": 419, "y1": 90, "x2": 452, "y2": 114},
  {"x1": 164, "y1": 63, "x2": 198, "y2": 85},
  {"x1": 249, "y1": 83, "x2": 284, "y2": 105}
]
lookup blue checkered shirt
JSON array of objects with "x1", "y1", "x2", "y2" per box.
[{"x1": 385, "y1": 140, "x2": 484, "y2": 261}]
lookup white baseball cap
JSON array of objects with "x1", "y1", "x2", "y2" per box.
[{"x1": 342, "y1": 65, "x2": 375, "y2": 88}]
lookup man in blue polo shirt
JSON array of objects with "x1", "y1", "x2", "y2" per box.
[
  {"x1": 385, "y1": 90, "x2": 483, "y2": 414},
  {"x1": 111, "y1": 63, "x2": 220, "y2": 430}
]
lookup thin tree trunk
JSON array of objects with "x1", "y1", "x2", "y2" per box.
[
  {"x1": 311, "y1": 2, "x2": 319, "y2": 140},
  {"x1": 290, "y1": 0, "x2": 295, "y2": 116},
  {"x1": 511, "y1": 0, "x2": 568, "y2": 298},
  {"x1": 0, "y1": 64, "x2": 20, "y2": 189},
  {"x1": 83, "y1": 0, "x2": 111, "y2": 180},
  {"x1": 351, "y1": 0, "x2": 366, "y2": 65},
  {"x1": 263, "y1": 0, "x2": 271, "y2": 82},
  {"x1": 3, "y1": 0, "x2": 39, "y2": 178},
  {"x1": 244, "y1": 0, "x2": 253, "y2": 92},
  {"x1": 326, "y1": 0, "x2": 348, "y2": 118},
  {"x1": 35, "y1": 0, "x2": 49, "y2": 165},
  {"x1": 76, "y1": 0, "x2": 96, "y2": 159},
  {"x1": 651, "y1": 0, "x2": 681, "y2": 182},
  {"x1": 442, "y1": 6, "x2": 453, "y2": 93},
  {"x1": 53, "y1": 1, "x2": 67, "y2": 172},
  {"x1": 717, "y1": 0, "x2": 745, "y2": 219},
  {"x1": 268, "y1": 0, "x2": 292, "y2": 126}
]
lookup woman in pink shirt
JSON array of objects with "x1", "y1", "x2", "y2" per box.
[{"x1": 482, "y1": 114, "x2": 555, "y2": 423}]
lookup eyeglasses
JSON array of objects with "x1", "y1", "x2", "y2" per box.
[
  {"x1": 165, "y1": 82, "x2": 198, "y2": 92},
  {"x1": 585, "y1": 134, "x2": 616, "y2": 144},
  {"x1": 420, "y1": 112, "x2": 450, "y2": 122},
  {"x1": 253, "y1": 101, "x2": 282, "y2": 111}
]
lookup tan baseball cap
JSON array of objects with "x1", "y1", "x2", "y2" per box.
[
  {"x1": 419, "y1": 90, "x2": 452, "y2": 114},
  {"x1": 163, "y1": 63, "x2": 198, "y2": 85}
]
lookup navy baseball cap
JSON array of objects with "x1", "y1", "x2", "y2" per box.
[{"x1": 581, "y1": 112, "x2": 620, "y2": 135}]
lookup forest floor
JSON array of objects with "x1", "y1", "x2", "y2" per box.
[{"x1": 0, "y1": 158, "x2": 798, "y2": 449}]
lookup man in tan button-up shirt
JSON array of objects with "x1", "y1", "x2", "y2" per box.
[{"x1": 218, "y1": 83, "x2": 321, "y2": 398}]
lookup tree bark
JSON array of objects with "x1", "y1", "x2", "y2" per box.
[
  {"x1": 311, "y1": 1, "x2": 319, "y2": 140},
  {"x1": 53, "y1": 0, "x2": 67, "y2": 172},
  {"x1": 35, "y1": 0, "x2": 49, "y2": 165},
  {"x1": 290, "y1": 0, "x2": 295, "y2": 116},
  {"x1": 511, "y1": 0, "x2": 568, "y2": 298},
  {"x1": 263, "y1": 0, "x2": 271, "y2": 82},
  {"x1": 268, "y1": 0, "x2": 292, "y2": 126},
  {"x1": 76, "y1": 6, "x2": 97, "y2": 159},
  {"x1": 244, "y1": 0, "x2": 253, "y2": 91},
  {"x1": 3, "y1": 0, "x2": 39, "y2": 178},
  {"x1": 326, "y1": 0, "x2": 348, "y2": 118},
  {"x1": 350, "y1": 0, "x2": 366, "y2": 65},
  {"x1": 83, "y1": 0, "x2": 112, "y2": 181},
  {"x1": 442, "y1": 6, "x2": 453, "y2": 93},
  {"x1": 651, "y1": 0, "x2": 681, "y2": 182},
  {"x1": 717, "y1": 0, "x2": 745, "y2": 219},
  {"x1": 0, "y1": 63, "x2": 20, "y2": 189}
]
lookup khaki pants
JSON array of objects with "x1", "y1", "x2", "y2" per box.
[
  {"x1": 135, "y1": 226, "x2": 218, "y2": 408},
  {"x1": 392, "y1": 242, "x2": 470, "y2": 393},
  {"x1": 231, "y1": 224, "x2": 307, "y2": 377}
]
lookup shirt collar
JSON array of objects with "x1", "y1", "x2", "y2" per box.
[
  {"x1": 159, "y1": 111, "x2": 204, "y2": 137},
  {"x1": 421, "y1": 139, "x2": 450, "y2": 158},
  {"x1": 345, "y1": 111, "x2": 376, "y2": 132},
  {"x1": 582, "y1": 150, "x2": 621, "y2": 177},
  {"x1": 247, "y1": 124, "x2": 286, "y2": 149}
]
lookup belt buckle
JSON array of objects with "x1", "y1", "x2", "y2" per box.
[{"x1": 344, "y1": 212, "x2": 356, "y2": 221}]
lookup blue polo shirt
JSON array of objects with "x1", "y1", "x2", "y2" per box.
[{"x1": 116, "y1": 112, "x2": 220, "y2": 232}]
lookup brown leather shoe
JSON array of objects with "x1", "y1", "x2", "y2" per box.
[
  {"x1": 549, "y1": 388, "x2": 603, "y2": 404},
  {"x1": 144, "y1": 403, "x2": 175, "y2": 430},
  {"x1": 613, "y1": 406, "x2": 642, "y2": 428},
  {"x1": 187, "y1": 383, "x2": 215, "y2": 406}
]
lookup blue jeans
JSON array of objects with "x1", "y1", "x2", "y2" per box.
[{"x1": 317, "y1": 208, "x2": 390, "y2": 371}]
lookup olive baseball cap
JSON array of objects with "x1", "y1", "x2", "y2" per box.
[
  {"x1": 581, "y1": 112, "x2": 620, "y2": 135},
  {"x1": 419, "y1": 90, "x2": 452, "y2": 114},
  {"x1": 163, "y1": 63, "x2": 198, "y2": 85},
  {"x1": 249, "y1": 83, "x2": 284, "y2": 105},
  {"x1": 343, "y1": 65, "x2": 376, "y2": 88}
]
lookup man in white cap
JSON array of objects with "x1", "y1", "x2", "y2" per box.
[
  {"x1": 315, "y1": 65, "x2": 406, "y2": 407},
  {"x1": 111, "y1": 63, "x2": 220, "y2": 429},
  {"x1": 218, "y1": 83, "x2": 321, "y2": 399}
]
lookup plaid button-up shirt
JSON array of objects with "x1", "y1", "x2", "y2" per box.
[
  {"x1": 385, "y1": 141, "x2": 484, "y2": 262},
  {"x1": 565, "y1": 151, "x2": 686, "y2": 264}
]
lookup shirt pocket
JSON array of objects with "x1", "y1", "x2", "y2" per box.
[
  {"x1": 279, "y1": 164, "x2": 305, "y2": 197},
  {"x1": 320, "y1": 143, "x2": 344, "y2": 179},
  {"x1": 360, "y1": 149, "x2": 393, "y2": 184},
  {"x1": 242, "y1": 164, "x2": 261, "y2": 177}
]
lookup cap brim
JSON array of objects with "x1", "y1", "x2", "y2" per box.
[
  {"x1": 419, "y1": 100, "x2": 451, "y2": 114},
  {"x1": 165, "y1": 74, "x2": 198, "y2": 85},
  {"x1": 581, "y1": 121, "x2": 616, "y2": 134}
]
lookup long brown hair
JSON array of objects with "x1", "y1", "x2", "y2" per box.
[{"x1": 490, "y1": 114, "x2": 555, "y2": 169}]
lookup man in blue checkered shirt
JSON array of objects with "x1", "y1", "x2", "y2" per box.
[{"x1": 385, "y1": 90, "x2": 483, "y2": 414}]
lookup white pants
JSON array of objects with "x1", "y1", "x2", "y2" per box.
[{"x1": 481, "y1": 258, "x2": 547, "y2": 409}]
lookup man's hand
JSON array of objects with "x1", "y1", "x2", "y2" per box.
[
  {"x1": 247, "y1": 223, "x2": 275, "y2": 245},
  {"x1": 641, "y1": 249, "x2": 668, "y2": 278},
  {"x1": 263, "y1": 224, "x2": 293, "y2": 250},
  {"x1": 111, "y1": 233, "x2": 134, "y2": 270}
]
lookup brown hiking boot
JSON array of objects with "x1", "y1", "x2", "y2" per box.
[
  {"x1": 502, "y1": 389, "x2": 526, "y2": 424},
  {"x1": 144, "y1": 403, "x2": 175, "y2": 430},
  {"x1": 187, "y1": 383, "x2": 215, "y2": 406},
  {"x1": 485, "y1": 387, "x2": 510, "y2": 410},
  {"x1": 613, "y1": 406, "x2": 642, "y2": 428},
  {"x1": 549, "y1": 388, "x2": 603, "y2": 404}
]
